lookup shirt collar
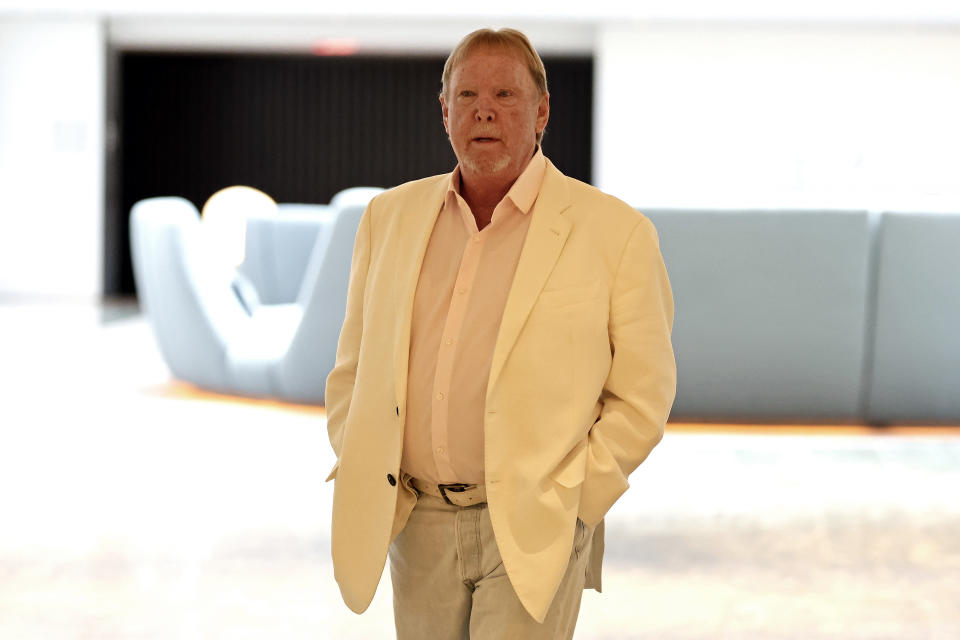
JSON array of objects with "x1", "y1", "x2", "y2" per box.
[{"x1": 446, "y1": 146, "x2": 547, "y2": 216}]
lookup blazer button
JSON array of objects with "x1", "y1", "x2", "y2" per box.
[{"x1": 387, "y1": 473, "x2": 397, "y2": 486}]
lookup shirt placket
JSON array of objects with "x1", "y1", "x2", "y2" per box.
[{"x1": 431, "y1": 228, "x2": 485, "y2": 481}]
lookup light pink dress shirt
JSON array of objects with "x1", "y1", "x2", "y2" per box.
[{"x1": 401, "y1": 148, "x2": 547, "y2": 485}]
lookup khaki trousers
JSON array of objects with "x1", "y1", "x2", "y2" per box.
[{"x1": 388, "y1": 481, "x2": 593, "y2": 640}]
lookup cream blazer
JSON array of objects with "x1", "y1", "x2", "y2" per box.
[{"x1": 324, "y1": 159, "x2": 676, "y2": 623}]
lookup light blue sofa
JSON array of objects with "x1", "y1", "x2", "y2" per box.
[
  {"x1": 239, "y1": 204, "x2": 336, "y2": 305},
  {"x1": 134, "y1": 196, "x2": 959, "y2": 422}
]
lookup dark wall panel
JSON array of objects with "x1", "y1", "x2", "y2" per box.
[{"x1": 113, "y1": 52, "x2": 593, "y2": 295}]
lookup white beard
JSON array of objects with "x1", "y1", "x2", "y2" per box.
[{"x1": 461, "y1": 152, "x2": 511, "y2": 176}]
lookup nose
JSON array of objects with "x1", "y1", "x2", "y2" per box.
[{"x1": 474, "y1": 96, "x2": 495, "y2": 122}]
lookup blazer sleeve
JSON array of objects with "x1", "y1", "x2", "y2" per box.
[
  {"x1": 578, "y1": 216, "x2": 677, "y2": 526},
  {"x1": 324, "y1": 201, "x2": 373, "y2": 476}
]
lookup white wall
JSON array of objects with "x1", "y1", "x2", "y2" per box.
[
  {"x1": 3, "y1": 0, "x2": 960, "y2": 23},
  {"x1": 0, "y1": 17, "x2": 105, "y2": 298},
  {"x1": 107, "y1": 17, "x2": 593, "y2": 54},
  {"x1": 3, "y1": 13, "x2": 960, "y2": 297},
  {"x1": 595, "y1": 24, "x2": 960, "y2": 210}
]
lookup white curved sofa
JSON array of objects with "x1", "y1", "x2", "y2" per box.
[{"x1": 130, "y1": 193, "x2": 374, "y2": 404}]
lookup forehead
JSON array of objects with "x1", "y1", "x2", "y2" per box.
[{"x1": 449, "y1": 45, "x2": 533, "y2": 88}]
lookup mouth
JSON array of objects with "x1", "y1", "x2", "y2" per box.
[{"x1": 472, "y1": 136, "x2": 500, "y2": 143}]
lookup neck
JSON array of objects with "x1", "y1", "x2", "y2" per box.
[{"x1": 459, "y1": 173, "x2": 513, "y2": 219}]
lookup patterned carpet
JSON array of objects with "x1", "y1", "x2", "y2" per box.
[{"x1": 1, "y1": 300, "x2": 958, "y2": 639}]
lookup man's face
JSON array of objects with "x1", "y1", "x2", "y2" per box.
[{"x1": 440, "y1": 46, "x2": 549, "y2": 184}]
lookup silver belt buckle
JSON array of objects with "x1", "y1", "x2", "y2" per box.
[{"x1": 438, "y1": 483, "x2": 471, "y2": 506}]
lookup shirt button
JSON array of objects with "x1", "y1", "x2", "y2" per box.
[
  {"x1": 436, "y1": 447, "x2": 445, "y2": 455},
  {"x1": 387, "y1": 473, "x2": 396, "y2": 486},
  {"x1": 436, "y1": 392, "x2": 445, "y2": 400},
  {"x1": 472, "y1": 235, "x2": 481, "y2": 242},
  {"x1": 457, "y1": 287, "x2": 467, "y2": 294},
  {"x1": 445, "y1": 338, "x2": 454, "y2": 346}
]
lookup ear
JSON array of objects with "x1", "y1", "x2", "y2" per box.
[
  {"x1": 439, "y1": 94, "x2": 450, "y2": 134},
  {"x1": 536, "y1": 92, "x2": 550, "y2": 133}
]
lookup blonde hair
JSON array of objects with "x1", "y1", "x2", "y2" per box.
[{"x1": 441, "y1": 28, "x2": 548, "y2": 144}]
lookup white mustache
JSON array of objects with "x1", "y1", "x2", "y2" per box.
[{"x1": 471, "y1": 128, "x2": 501, "y2": 139}]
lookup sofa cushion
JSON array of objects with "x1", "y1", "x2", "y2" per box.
[
  {"x1": 643, "y1": 209, "x2": 871, "y2": 421},
  {"x1": 867, "y1": 212, "x2": 960, "y2": 423}
]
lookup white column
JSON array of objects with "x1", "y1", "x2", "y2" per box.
[{"x1": 0, "y1": 17, "x2": 105, "y2": 298}]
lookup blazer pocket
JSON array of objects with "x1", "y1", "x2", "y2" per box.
[
  {"x1": 324, "y1": 460, "x2": 340, "y2": 483},
  {"x1": 550, "y1": 438, "x2": 588, "y2": 488},
  {"x1": 537, "y1": 283, "x2": 602, "y2": 309}
]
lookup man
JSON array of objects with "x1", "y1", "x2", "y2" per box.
[{"x1": 324, "y1": 28, "x2": 676, "y2": 639}]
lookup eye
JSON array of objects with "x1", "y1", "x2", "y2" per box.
[
  {"x1": 497, "y1": 90, "x2": 513, "y2": 97},
  {"x1": 459, "y1": 90, "x2": 476, "y2": 98}
]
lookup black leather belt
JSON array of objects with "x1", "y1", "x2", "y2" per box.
[{"x1": 411, "y1": 478, "x2": 487, "y2": 507}]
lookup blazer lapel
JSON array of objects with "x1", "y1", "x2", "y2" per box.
[
  {"x1": 393, "y1": 177, "x2": 449, "y2": 410},
  {"x1": 487, "y1": 160, "x2": 572, "y2": 391}
]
